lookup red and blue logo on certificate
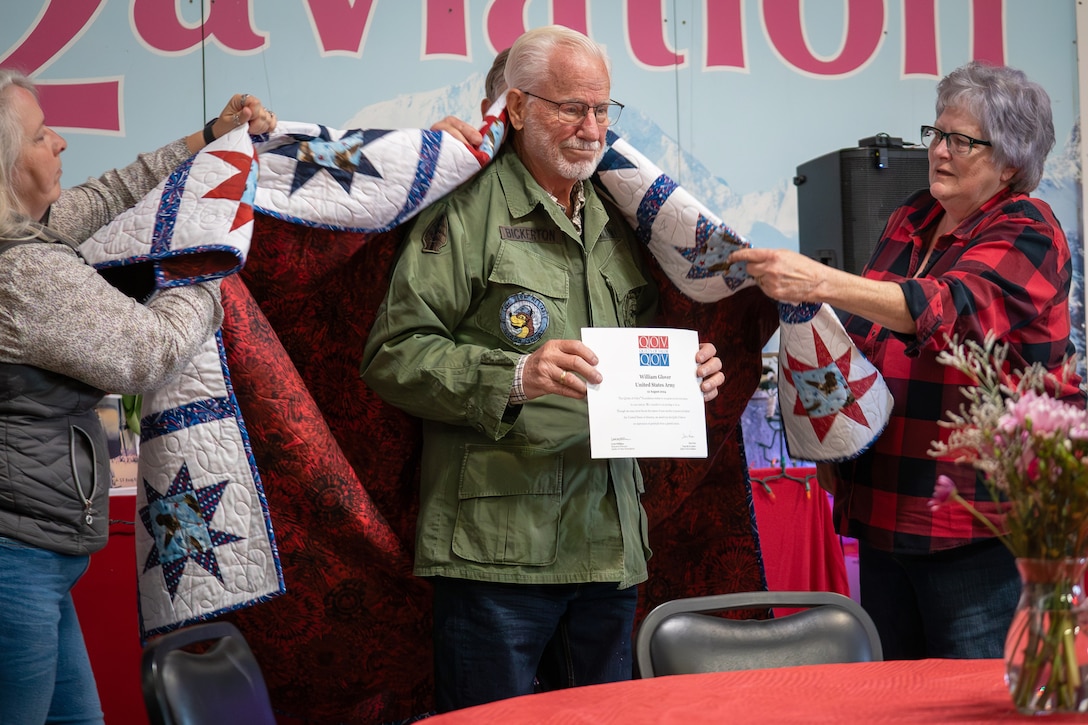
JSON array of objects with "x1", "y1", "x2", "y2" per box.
[{"x1": 638, "y1": 334, "x2": 670, "y2": 367}]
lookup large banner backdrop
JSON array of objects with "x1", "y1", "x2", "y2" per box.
[
  {"x1": 8, "y1": 1, "x2": 1081, "y2": 345},
  {"x1": 4, "y1": 1, "x2": 1083, "y2": 722},
  {"x1": 5, "y1": 4, "x2": 1080, "y2": 250}
]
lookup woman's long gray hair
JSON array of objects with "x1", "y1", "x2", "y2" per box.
[{"x1": 0, "y1": 69, "x2": 40, "y2": 240}]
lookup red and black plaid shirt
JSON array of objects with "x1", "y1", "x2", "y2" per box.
[{"x1": 831, "y1": 187, "x2": 1081, "y2": 554}]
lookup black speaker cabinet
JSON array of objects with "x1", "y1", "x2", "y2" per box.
[{"x1": 795, "y1": 144, "x2": 930, "y2": 275}]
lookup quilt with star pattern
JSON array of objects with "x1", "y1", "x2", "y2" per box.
[{"x1": 78, "y1": 104, "x2": 889, "y2": 721}]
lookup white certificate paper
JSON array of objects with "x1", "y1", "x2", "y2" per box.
[{"x1": 581, "y1": 327, "x2": 708, "y2": 459}]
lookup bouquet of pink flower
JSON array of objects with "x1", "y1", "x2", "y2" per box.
[
  {"x1": 928, "y1": 334, "x2": 1088, "y2": 714},
  {"x1": 927, "y1": 335, "x2": 1088, "y2": 560}
]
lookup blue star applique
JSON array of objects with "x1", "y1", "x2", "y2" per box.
[
  {"x1": 597, "y1": 132, "x2": 749, "y2": 289},
  {"x1": 676, "y1": 214, "x2": 748, "y2": 285},
  {"x1": 139, "y1": 463, "x2": 245, "y2": 600},
  {"x1": 675, "y1": 214, "x2": 727, "y2": 278},
  {"x1": 266, "y1": 126, "x2": 390, "y2": 195}
]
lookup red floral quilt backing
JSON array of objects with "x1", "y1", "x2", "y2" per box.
[{"x1": 219, "y1": 213, "x2": 779, "y2": 723}]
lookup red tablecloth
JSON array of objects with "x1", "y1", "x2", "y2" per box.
[
  {"x1": 425, "y1": 659, "x2": 1086, "y2": 724},
  {"x1": 750, "y1": 466, "x2": 850, "y2": 598}
]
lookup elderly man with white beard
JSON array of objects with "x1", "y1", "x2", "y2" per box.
[{"x1": 362, "y1": 25, "x2": 724, "y2": 713}]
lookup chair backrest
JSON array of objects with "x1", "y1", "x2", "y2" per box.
[
  {"x1": 141, "y1": 621, "x2": 276, "y2": 725},
  {"x1": 636, "y1": 591, "x2": 882, "y2": 678}
]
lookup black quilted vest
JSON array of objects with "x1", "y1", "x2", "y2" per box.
[{"x1": 0, "y1": 236, "x2": 110, "y2": 555}]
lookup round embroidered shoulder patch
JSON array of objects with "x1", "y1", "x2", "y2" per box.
[{"x1": 499, "y1": 292, "x2": 549, "y2": 346}]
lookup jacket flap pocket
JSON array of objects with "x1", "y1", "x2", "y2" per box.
[
  {"x1": 453, "y1": 445, "x2": 562, "y2": 565},
  {"x1": 488, "y1": 243, "x2": 569, "y2": 299}
]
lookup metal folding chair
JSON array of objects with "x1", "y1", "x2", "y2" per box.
[
  {"x1": 141, "y1": 621, "x2": 276, "y2": 725},
  {"x1": 636, "y1": 590, "x2": 883, "y2": 678}
]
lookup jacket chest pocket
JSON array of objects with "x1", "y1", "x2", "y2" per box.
[
  {"x1": 597, "y1": 241, "x2": 649, "y2": 327},
  {"x1": 452, "y1": 444, "x2": 563, "y2": 566},
  {"x1": 484, "y1": 242, "x2": 570, "y2": 349}
]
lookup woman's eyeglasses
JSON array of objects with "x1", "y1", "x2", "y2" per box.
[{"x1": 920, "y1": 125, "x2": 992, "y2": 156}]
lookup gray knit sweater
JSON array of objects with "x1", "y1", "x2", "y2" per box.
[{"x1": 0, "y1": 139, "x2": 223, "y2": 394}]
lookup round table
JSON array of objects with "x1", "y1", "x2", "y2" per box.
[{"x1": 424, "y1": 659, "x2": 1088, "y2": 724}]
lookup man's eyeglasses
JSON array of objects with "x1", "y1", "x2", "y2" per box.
[
  {"x1": 523, "y1": 91, "x2": 624, "y2": 125},
  {"x1": 920, "y1": 125, "x2": 992, "y2": 156}
]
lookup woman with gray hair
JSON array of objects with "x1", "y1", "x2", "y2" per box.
[
  {"x1": 728, "y1": 61, "x2": 1079, "y2": 660},
  {"x1": 0, "y1": 68, "x2": 275, "y2": 724}
]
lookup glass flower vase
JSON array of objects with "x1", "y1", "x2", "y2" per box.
[{"x1": 1004, "y1": 558, "x2": 1088, "y2": 714}]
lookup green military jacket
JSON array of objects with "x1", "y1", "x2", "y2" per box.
[{"x1": 362, "y1": 146, "x2": 658, "y2": 588}]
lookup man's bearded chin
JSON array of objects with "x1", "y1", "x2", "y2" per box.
[{"x1": 560, "y1": 139, "x2": 604, "y2": 180}]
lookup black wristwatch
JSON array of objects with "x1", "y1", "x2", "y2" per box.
[{"x1": 202, "y1": 118, "x2": 218, "y2": 144}]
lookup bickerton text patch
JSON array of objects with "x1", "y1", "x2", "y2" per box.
[{"x1": 499, "y1": 226, "x2": 558, "y2": 243}]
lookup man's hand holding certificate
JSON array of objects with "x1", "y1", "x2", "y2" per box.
[{"x1": 581, "y1": 327, "x2": 709, "y2": 459}]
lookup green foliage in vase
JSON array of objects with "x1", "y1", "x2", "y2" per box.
[{"x1": 120, "y1": 393, "x2": 141, "y2": 437}]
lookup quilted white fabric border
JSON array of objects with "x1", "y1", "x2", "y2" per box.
[{"x1": 80, "y1": 128, "x2": 284, "y2": 638}]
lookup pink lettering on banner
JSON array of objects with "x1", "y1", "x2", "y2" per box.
[
  {"x1": 4, "y1": 0, "x2": 1014, "y2": 135},
  {"x1": 552, "y1": 0, "x2": 590, "y2": 36},
  {"x1": 0, "y1": 0, "x2": 119, "y2": 131},
  {"x1": 762, "y1": 0, "x2": 884, "y2": 77},
  {"x1": 903, "y1": 0, "x2": 1005, "y2": 76},
  {"x1": 903, "y1": 0, "x2": 939, "y2": 76},
  {"x1": 484, "y1": 0, "x2": 527, "y2": 54},
  {"x1": 705, "y1": 0, "x2": 746, "y2": 70},
  {"x1": 38, "y1": 80, "x2": 121, "y2": 132},
  {"x1": 425, "y1": 0, "x2": 468, "y2": 58},
  {"x1": 2, "y1": 0, "x2": 101, "y2": 72},
  {"x1": 482, "y1": 0, "x2": 590, "y2": 55},
  {"x1": 627, "y1": 0, "x2": 686, "y2": 68},
  {"x1": 132, "y1": 0, "x2": 267, "y2": 54},
  {"x1": 969, "y1": 0, "x2": 1006, "y2": 66},
  {"x1": 305, "y1": 0, "x2": 379, "y2": 56}
]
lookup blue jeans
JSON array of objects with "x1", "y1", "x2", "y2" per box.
[
  {"x1": 430, "y1": 577, "x2": 638, "y2": 712},
  {"x1": 858, "y1": 538, "x2": 1019, "y2": 659},
  {"x1": 0, "y1": 535, "x2": 104, "y2": 725}
]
